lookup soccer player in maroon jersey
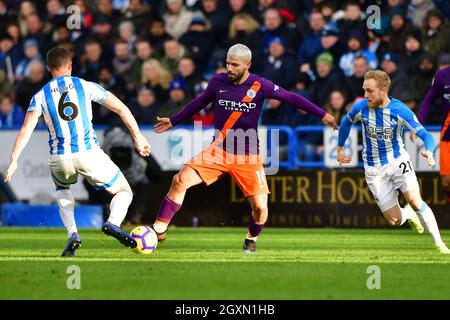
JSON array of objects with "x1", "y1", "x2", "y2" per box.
[{"x1": 152, "y1": 44, "x2": 337, "y2": 253}]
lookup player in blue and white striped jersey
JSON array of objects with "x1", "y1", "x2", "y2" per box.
[
  {"x1": 338, "y1": 70, "x2": 449, "y2": 254},
  {"x1": 4, "y1": 47, "x2": 151, "y2": 256}
]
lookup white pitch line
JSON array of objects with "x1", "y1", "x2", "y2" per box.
[{"x1": 0, "y1": 256, "x2": 449, "y2": 264}]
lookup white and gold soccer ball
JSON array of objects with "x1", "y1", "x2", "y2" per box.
[{"x1": 130, "y1": 226, "x2": 158, "y2": 255}]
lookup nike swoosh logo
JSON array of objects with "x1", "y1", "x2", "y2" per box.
[{"x1": 219, "y1": 90, "x2": 227, "y2": 93}]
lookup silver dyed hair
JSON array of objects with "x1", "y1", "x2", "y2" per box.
[{"x1": 227, "y1": 44, "x2": 252, "y2": 63}]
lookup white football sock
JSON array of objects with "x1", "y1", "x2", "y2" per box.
[
  {"x1": 153, "y1": 221, "x2": 168, "y2": 233},
  {"x1": 416, "y1": 202, "x2": 444, "y2": 245},
  {"x1": 400, "y1": 208, "x2": 413, "y2": 225},
  {"x1": 56, "y1": 189, "x2": 77, "y2": 237},
  {"x1": 107, "y1": 190, "x2": 133, "y2": 227},
  {"x1": 246, "y1": 234, "x2": 257, "y2": 241}
]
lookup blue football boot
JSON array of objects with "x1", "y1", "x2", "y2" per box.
[
  {"x1": 101, "y1": 221, "x2": 137, "y2": 248},
  {"x1": 61, "y1": 232, "x2": 82, "y2": 257}
]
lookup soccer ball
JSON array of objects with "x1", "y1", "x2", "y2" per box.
[{"x1": 130, "y1": 226, "x2": 158, "y2": 255}]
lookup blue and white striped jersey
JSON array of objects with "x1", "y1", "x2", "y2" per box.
[
  {"x1": 27, "y1": 75, "x2": 109, "y2": 155},
  {"x1": 346, "y1": 98, "x2": 425, "y2": 167}
]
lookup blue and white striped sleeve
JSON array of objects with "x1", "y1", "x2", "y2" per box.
[
  {"x1": 84, "y1": 80, "x2": 110, "y2": 105},
  {"x1": 26, "y1": 94, "x2": 42, "y2": 116},
  {"x1": 398, "y1": 105, "x2": 424, "y2": 133},
  {"x1": 398, "y1": 105, "x2": 435, "y2": 152},
  {"x1": 346, "y1": 99, "x2": 365, "y2": 123}
]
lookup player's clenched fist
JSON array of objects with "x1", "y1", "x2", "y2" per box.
[
  {"x1": 322, "y1": 113, "x2": 338, "y2": 130},
  {"x1": 337, "y1": 146, "x2": 352, "y2": 165},
  {"x1": 134, "y1": 133, "x2": 151, "y2": 157},
  {"x1": 154, "y1": 117, "x2": 173, "y2": 133},
  {"x1": 421, "y1": 150, "x2": 436, "y2": 167}
]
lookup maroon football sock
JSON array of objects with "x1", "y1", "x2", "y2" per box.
[{"x1": 156, "y1": 196, "x2": 182, "y2": 224}]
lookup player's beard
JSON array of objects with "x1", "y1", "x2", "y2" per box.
[
  {"x1": 367, "y1": 97, "x2": 383, "y2": 108},
  {"x1": 228, "y1": 70, "x2": 245, "y2": 83}
]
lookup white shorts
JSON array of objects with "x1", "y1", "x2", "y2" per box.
[
  {"x1": 365, "y1": 154, "x2": 420, "y2": 212},
  {"x1": 48, "y1": 148, "x2": 128, "y2": 193}
]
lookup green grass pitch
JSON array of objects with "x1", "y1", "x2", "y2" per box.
[{"x1": 1, "y1": 227, "x2": 449, "y2": 299}]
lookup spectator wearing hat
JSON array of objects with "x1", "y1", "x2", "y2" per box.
[
  {"x1": 297, "y1": 11, "x2": 325, "y2": 66},
  {"x1": 191, "y1": 80, "x2": 215, "y2": 125},
  {"x1": 310, "y1": 51, "x2": 346, "y2": 107},
  {"x1": 214, "y1": 59, "x2": 227, "y2": 74},
  {"x1": 15, "y1": 59, "x2": 47, "y2": 112},
  {"x1": 0, "y1": 93, "x2": 24, "y2": 128},
  {"x1": 380, "y1": 52, "x2": 409, "y2": 99},
  {"x1": 407, "y1": 0, "x2": 436, "y2": 28},
  {"x1": 319, "y1": 26, "x2": 345, "y2": 66},
  {"x1": 159, "y1": 78, "x2": 190, "y2": 122},
  {"x1": 130, "y1": 86, "x2": 161, "y2": 125},
  {"x1": 14, "y1": 39, "x2": 44, "y2": 82},
  {"x1": 399, "y1": 31, "x2": 430, "y2": 75},
  {"x1": 257, "y1": 7, "x2": 299, "y2": 56},
  {"x1": 141, "y1": 59, "x2": 172, "y2": 105},
  {"x1": 385, "y1": 12, "x2": 417, "y2": 54},
  {"x1": 339, "y1": 31, "x2": 378, "y2": 77},
  {"x1": 409, "y1": 52, "x2": 437, "y2": 108},
  {"x1": 437, "y1": 53, "x2": 450, "y2": 70},
  {"x1": 179, "y1": 15, "x2": 213, "y2": 72},
  {"x1": 422, "y1": 9, "x2": 450, "y2": 58},
  {"x1": 163, "y1": 0, "x2": 195, "y2": 40},
  {"x1": 261, "y1": 36, "x2": 297, "y2": 89},
  {"x1": 175, "y1": 56, "x2": 203, "y2": 100}
]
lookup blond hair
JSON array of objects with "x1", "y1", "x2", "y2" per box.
[
  {"x1": 364, "y1": 70, "x2": 391, "y2": 90},
  {"x1": 141, "y1": 59, "x2": 172, "y2": 89},
  {"x1": 227, "y1": 43, "x2": 252, "y2": 63},
  {"x1": 228, "y1": 13, "x2": 260, "y2": 39}
]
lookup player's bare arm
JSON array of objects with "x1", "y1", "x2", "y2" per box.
[
  {"x1": 154, "y1": 116, "x2": 173, "y2": 133},
  {"x1": 336, "y1": 146, "x2": 352, "y2": 165},
  {"x1": 103, "y1": 93, "x2": 151, "y2": 157},
  {"x1": 4, "y1": 111, "x2": 40, "y2": 182},
  {"x1": 321, "y1": 113, "x2": 338, "y2": 130}
]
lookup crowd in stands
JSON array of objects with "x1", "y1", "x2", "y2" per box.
[{"x1": 1, "y1": 0, "x2": 449, "y2": 162}]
